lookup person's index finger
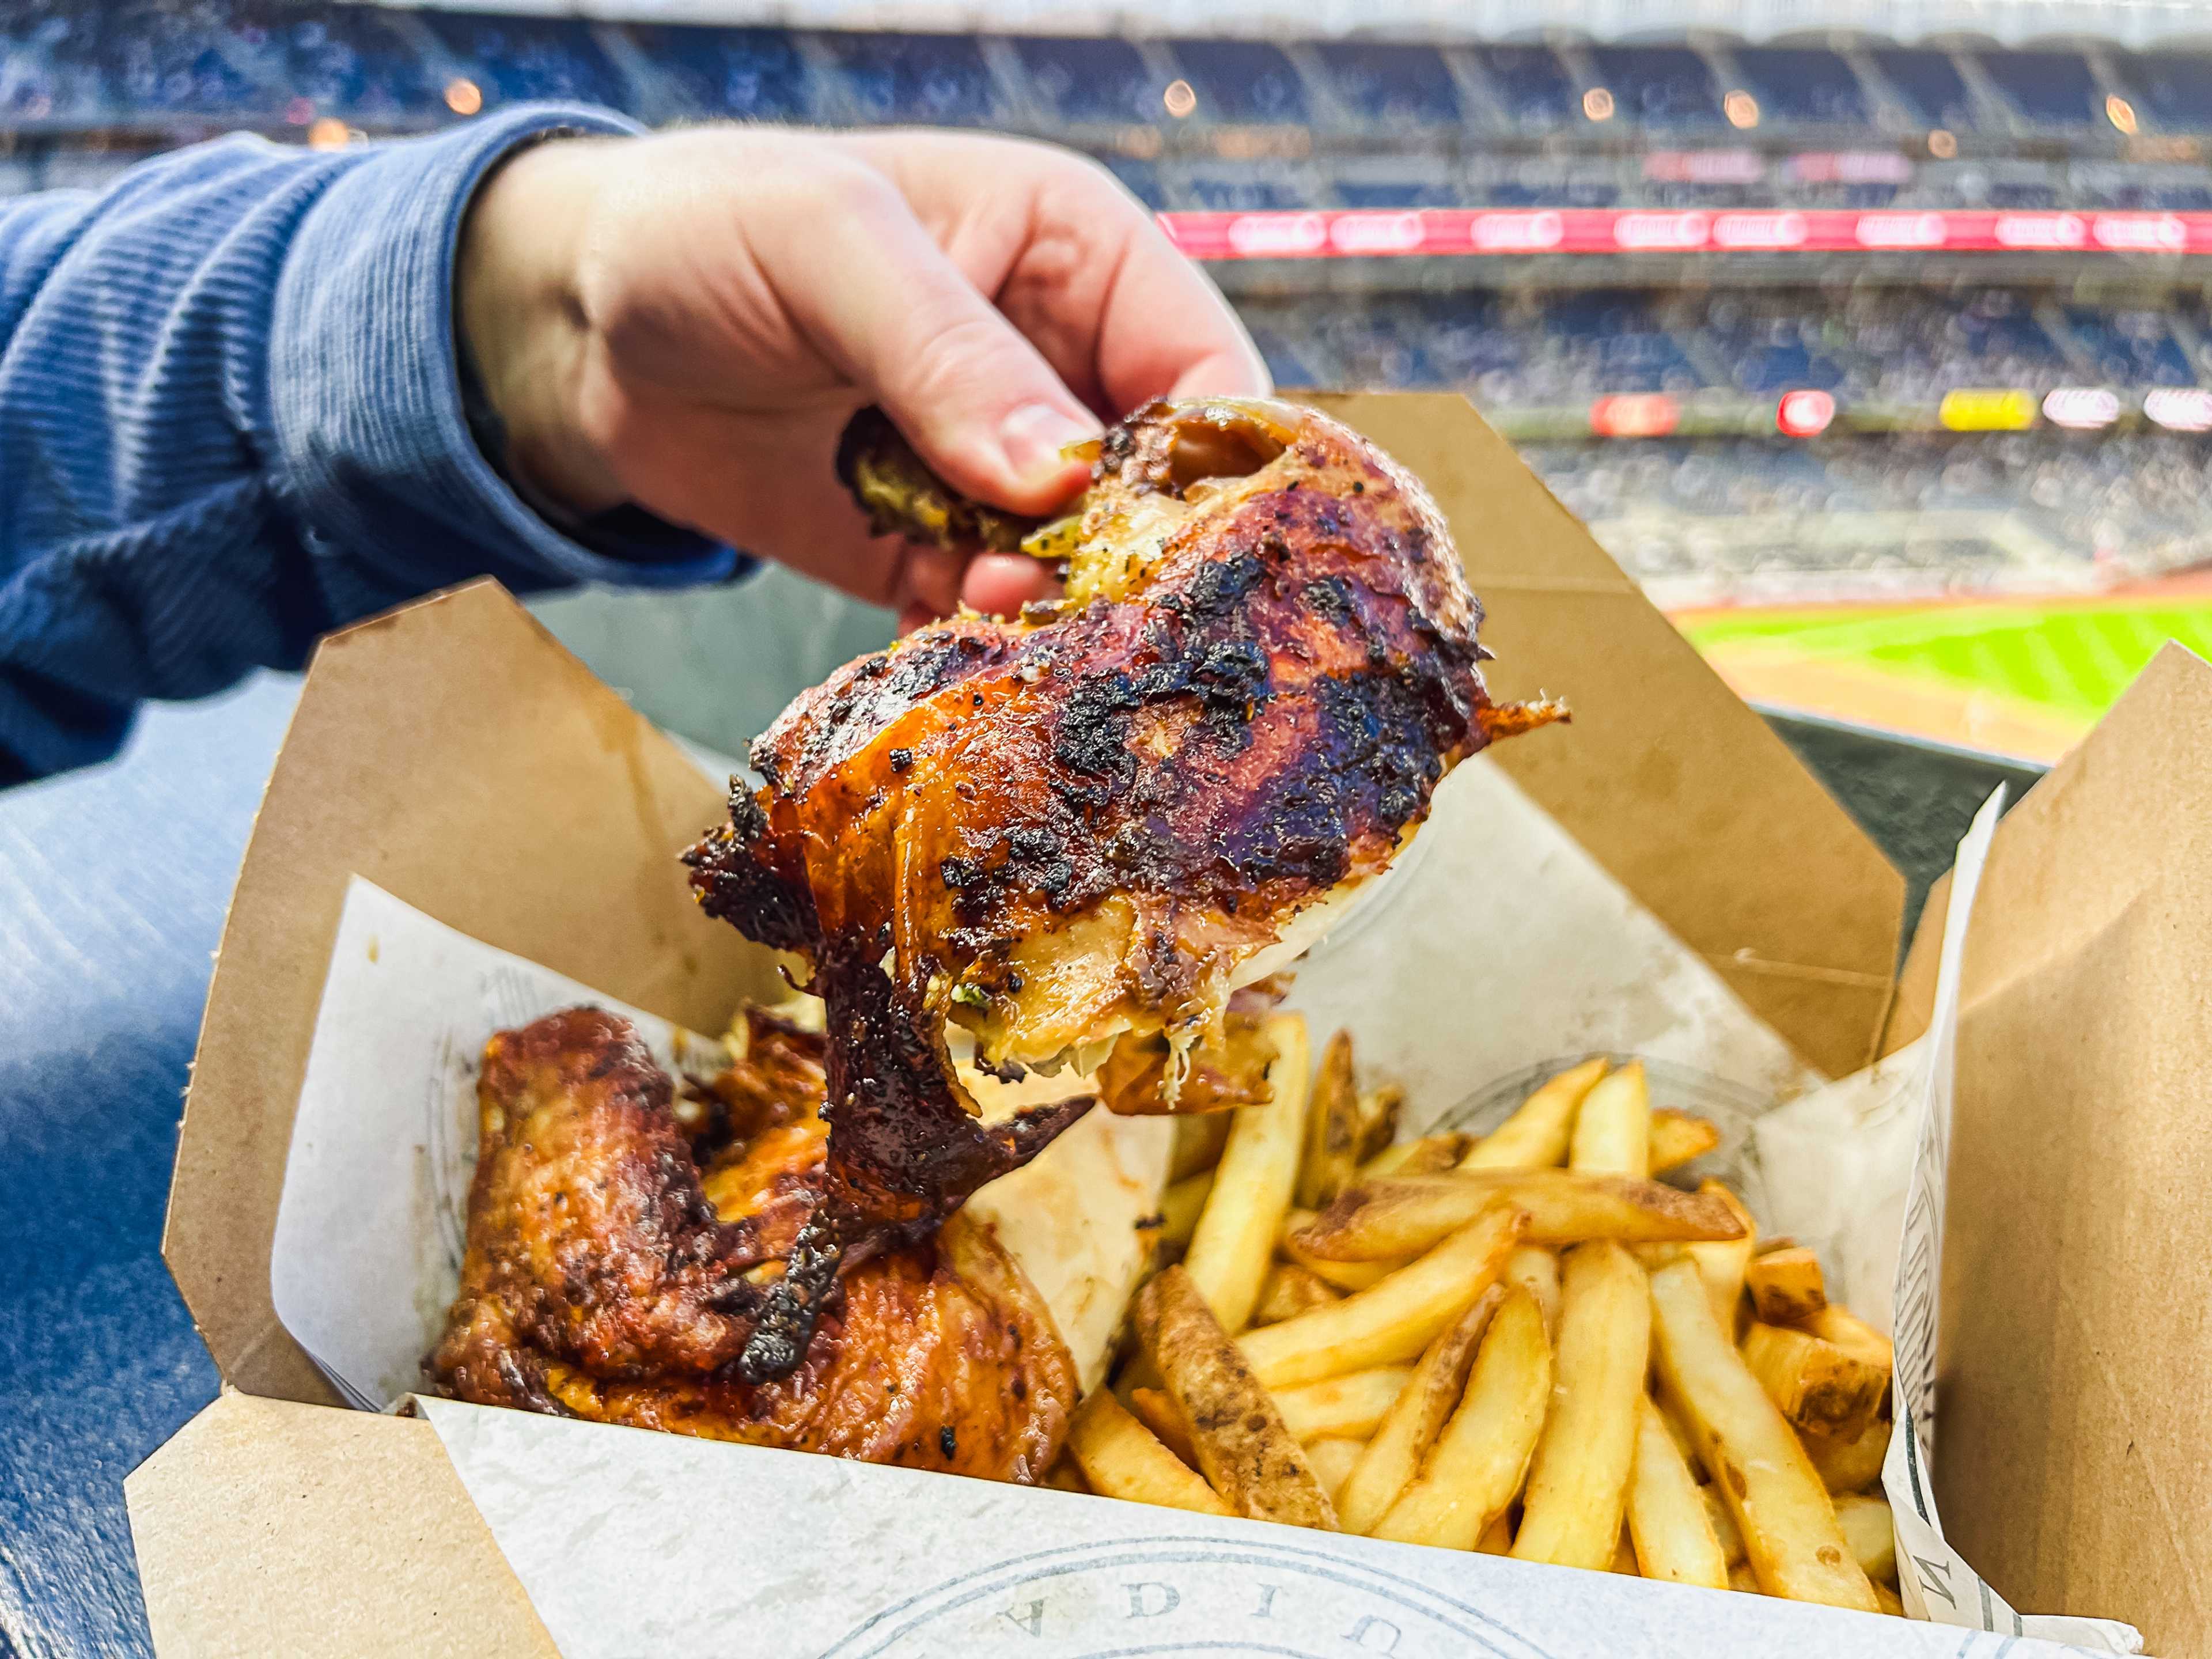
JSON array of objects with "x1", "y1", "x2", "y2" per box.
[
  {"x1": 1089, "y1": 196, "x2": 1272, "y2": 412},
  {"x1": 1168, "y1": 347, "x2": 1278, "y2": 402},
  {"x1": 752, "y1": 152, "x2": 1102, "y2": 517}
]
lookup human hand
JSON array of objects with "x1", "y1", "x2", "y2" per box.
[{"x1": 457, "y1": 126, "x2": 1270, "y2": 628}]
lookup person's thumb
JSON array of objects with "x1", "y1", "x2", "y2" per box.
[{"x1": 757, "y1": 160, "x2": 1100, "y2": 514}]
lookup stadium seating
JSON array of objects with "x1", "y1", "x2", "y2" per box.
[
  {"x1": 2119, "y1": 51, "x2": 2212, "y2": 130},
  {"x1": 1727, "y1": 47, "x2": 1868, "y2": 127},
  {"x1": 1472, "y1": 46, "x2": 1579, "y2": 126},
  {"x1": 1008, "y1": 35, "x2": 1156, "y2": 126},
  {"x1": 274, "y1": 7, "x2": 441, "y2": 122},
  {"x1": 1588, "y1": 45, "x2": 1723, "y2": 130},
  {"x1": 1166, "y1": 38, "x2": 1308, "y2": 125},
  {"x1": 1868, "y1": 48, "x2": 1978, "y2": 129},
  {"x1": 418, "y1": 11, "x2": 626, "y2": 109},
  {"x1": 817, "y1": 31, "x2": 1003, "y2": 125},
  {"x1": 1236, "y1": 286, "x2": 2210, "y2": 408},
  {"x1": 627, "y1": 25, "x2": 815, "y2": 122},
  {"x1": 1979, "y1": 48, "x2": 2102, "y2": 130},
  {"x1": 13, "y1": 9, "x2": 2212, "y2": 154},
  {"x1": 1318, "y1": 42, "x2": 1460, "y2": 129}
]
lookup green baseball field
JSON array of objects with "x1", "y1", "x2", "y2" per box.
[{"x1": 1675, "y1": 590, "x2": 2212, "y2": 759}]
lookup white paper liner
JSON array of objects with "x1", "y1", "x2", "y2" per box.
[{"x1": 414, "y1": 1393, "x2": 2085, "y2": 1659}]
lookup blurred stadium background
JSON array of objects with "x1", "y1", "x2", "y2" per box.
[{"x1": 10, "y1": 0, "x2": 2212, "y2": 759}]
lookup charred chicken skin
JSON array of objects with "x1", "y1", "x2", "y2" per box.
[
  {"x1": 687, "y1": 397, "x2": 1563, "y2": 1380},
  {"x1": 430, "y1": 1006, "x2": 1075, "y2": 1482}
]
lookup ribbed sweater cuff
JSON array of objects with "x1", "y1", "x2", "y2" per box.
[{"x1": 268, "y1": 105, "x2": 739, "y2": 591}]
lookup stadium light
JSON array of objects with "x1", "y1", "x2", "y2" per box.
[
  {"x1": 1928, "y1": 128, "x2": 1958, "y2": 159},
  {"x1": 2107, "y1": 95, "x2": 2138, "y2": 135},
  {"x1": 2145, "y1": 388, "x2": 2212, "y2": 432},
  {"x1": 1589, "y1": 394, "x2": 1677, "y2": 438},
  {"x1": 2042, "y1": 388, "x2": 2120, "y2": 430},
  {"x1": 1776, "y1": 389, "x2": 1835, "y2": 437},
  {"x1": 307, "y1": 118, "x2": 351, "y2": 152},
  {"x1": 1583, "y1": 88, "x2": 1615, "y2": 122},
  {"x1": 445, "y1": 78, "x2": 483, "y2": 116},
  {"x1": 1163, "y1": 79, "x2": 1197, "y2": 119},
  {"x1": 1724, "y1": 90, "x2": 1759, "y2": 130}
]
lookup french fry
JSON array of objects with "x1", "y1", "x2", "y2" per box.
[
  {"x1": 1626, "y1": 1396, "x2": 1728, "y2": 1588},
  {"x1": 1805, "y1": 1410, "x2": 1892, "y2": 1494},
  {"x1": 1461, "y1": 1057, "x2": 1608, "y2": 1170},
  {"x1": 1741, "y1": 1321, "x2": 1889, "y2": 1440},
  {"x1": 1512, "y1": 1241, "x2": 1651, "y2": 1570},
  {"x1": 1293, "y1": 1171, "x2": 1745, "y2": 1262},
  {"x1": 1569, "y1": 1061, "x2": 1650, "y2": 1178},
  {"x1": 1126, "y1": 1386, "x2": 1198, "y2": 1468},
  {"x1": 1657, "y1": 1395, "x2": 1699, "y2": 1464},
  {"x1": 1281, "y1": 1215, "x2": 1403, "y2": 1292},
  {"x1": 1297, "y1": 1030, "x2": 1362, "y2": 1209},
  {"x1": 1804, "y1": 1305, "x2": 1896, "y2": 1373},
  {"x1": 1702, "y1": 1480, "x2": 1747, "y2": 1566},
  {"x1": 1184, "y1": 1014, "x2": 1309, "y2": 1332},
  {"x1": 1832, "y1": 1493, "x2": 1897, "y2": 1585},
  {"x1": 1684, "y1": 1180, "x2": 1757, "y2": 1331},
  {"x1": 1241, "y1": 1202, "x2": 1527, "y2": 1389},
  {"x1": 1354, "y1": 1085, "x2": 1404, "y2": 1164},
  {"x1": 1135, "y1": 1265, "x2": 1338, "y2": 1529},
  {"x1": 1066, "y1": 1391, "x2": 1233, "y2": 1516},
  {"x1": 1361, "y1": 1132, "x2": 1468, "y2": 1178},
  {"x1": 1729, "y1": 1561, "x2": 1759, "y2": 1593},
  {"x1": 1505, "y1": 1244, "x2": 1562, "y2": 1341},
  {"x1": 1336, "y1": 1286, "x2": 1503, "y2": 1535},
  {"x1": 1609, "y1": 1529, "x2": 1640, "y2": 1574},
  {"x1": 1252, "y1": 1262, "x2": 1342, "y2": 1327},
  {"x1": 1873, "y1": 1580, "x2": 1906, "y2": 1617},
  {"x1": 1274, "y1": 1366, "x2": 1414, "y2": 1442},
  {"x1": 1043, "y1": 1452, "x2": 1090, "y2": 1494},
  {"x1": 1648, "y1": 1108, "x2": 1721, "y2": 1174},
  {"x1": 1304, "y1": 1437, "x2": 1366, "y2": 1506},
  {"x1": 1745, "y1": 1245, "x2": 1828, "y2": 1325},
  {"x1": 1169, "y1": 1110, "x2": 1234, "y2": 1182},
  {"x1": 1156, "y1": 1170, "x2": 1214, "y2": 1256},
  {"x1": 1475, "y1": 1512, "x2": 1514, "y2": 1555},
  {"x1": 1370, "y1": 1287, "x2": 1552, "y2": 1549},
  {"x1": 1648, "y1": 1258, "x2": 1877, "y2": 1610}
]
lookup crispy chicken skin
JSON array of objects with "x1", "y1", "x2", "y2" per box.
[
  {"x1": 430, "y1": 1007, "x2": 1076, "y2": 1482},
  {"x1": 686, "y1": 397, "x2": 1563, "y2": 1380}
]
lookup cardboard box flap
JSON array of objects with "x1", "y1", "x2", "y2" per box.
[
  {"x1": 1891, "y1": 641, "x2": 2212, "y2": 1656},
  {"x1": 126, "y1": 1391, "x2": 555, "y2": 1657},
  {"x1": 166, "y1": 582, "x2": 778, "y2": 1404},
  {"x1": 1306, "y1": 393, "x2": 1903, "y2": 1079}
]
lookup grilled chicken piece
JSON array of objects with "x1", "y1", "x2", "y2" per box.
[
  {"x1": 430, "y1": 1007, "x2": 1075, "y2": 1482},
  {"x1": 687, "y1": 397, "x2": 1564, "y2": 1380},
  {"x1": 1096, "y1": 995, "x2": 1280, "y2": 1116}
]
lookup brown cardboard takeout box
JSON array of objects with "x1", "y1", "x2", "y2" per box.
[{"x1": 124, "y1": 392, "x2": 2205, "y2": 1655}]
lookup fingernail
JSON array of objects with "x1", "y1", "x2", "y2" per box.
[{"x1": 999, "y1": 403, "x2": 1099, "y2": 486}]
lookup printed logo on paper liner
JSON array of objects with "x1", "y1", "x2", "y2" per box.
[{"x1": 816, "y1": 1537, "x2": 1559, "y2": 1659}]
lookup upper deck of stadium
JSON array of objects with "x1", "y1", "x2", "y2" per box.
[{"x1": 8, "y1": 1, "x2": 2212, "y2": 151}]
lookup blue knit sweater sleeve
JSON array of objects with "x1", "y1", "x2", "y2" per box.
[{"x1": 0, "y1": 107, "x2": 743, "y2": 783}]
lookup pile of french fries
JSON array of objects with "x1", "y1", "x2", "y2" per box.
[{"x1": 1059, "y1": 1016, "x2": 1904, "y2": 1618}]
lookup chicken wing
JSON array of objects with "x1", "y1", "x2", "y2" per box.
[
  {"x1": 687, "y1": 397, "x2": 1564, "y2": 1380},
  {"x1": 430, "y1": 1006, "x2": 1075, "y2": 1482}
]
